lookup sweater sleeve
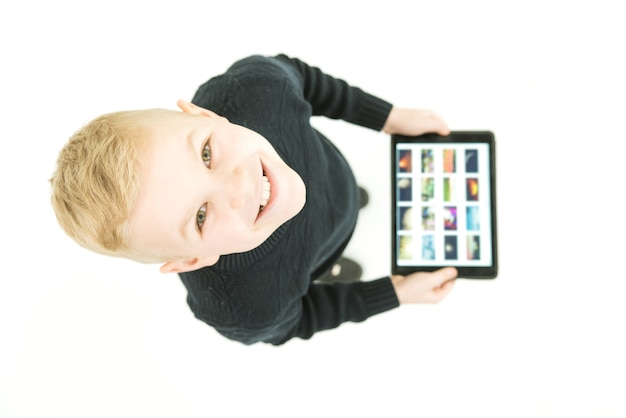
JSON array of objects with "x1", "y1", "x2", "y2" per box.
[
  {"x1": 273, "y1": 54, "x2": 393, "y2": 131},
  {"x1": 265, "y1": 278, "x2": 400, "y2": 345}
]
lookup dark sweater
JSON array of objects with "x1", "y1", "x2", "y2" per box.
[{"x1": 179, "y1": 54, "x2": 399, "y2": 345}]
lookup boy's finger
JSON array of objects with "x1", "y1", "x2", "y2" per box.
[
  {"x1": 433, "y1": 117, "x2": 450, "y2": 136},
  {"x1": 430, "y1": 267, "x2": 458, "y2": 286},
  {"x1": 438, "y1": 122, "x2": 450, "y2": 136}
]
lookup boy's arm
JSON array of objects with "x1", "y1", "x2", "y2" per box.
[
  {"x1": 267, "y1": 267, "x2": 457, "y2": 345},
  {"x1": 267, "y1": 278, "x2": 400, "y2": 345},
  {"x1": 275, "y1": 54, "x2": 393, "y2": 130},
  {"x1": 275, "y1": 54, "x2": 449, "y2": 136}
]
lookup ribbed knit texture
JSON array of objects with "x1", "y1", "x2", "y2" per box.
[{"x1": 179, "y1": 54, "x2": 398, "y2": 345}]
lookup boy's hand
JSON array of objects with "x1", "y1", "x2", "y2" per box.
[
  {"x1": 382, "y1": 107, "x2": 450, "y2": 137},
  {"x1": 391, "y1": 267, "x2": 457, "y2": 304}
]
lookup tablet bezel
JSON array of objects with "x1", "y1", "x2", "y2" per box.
[{"x1": 390, "y1": 131, "x2": 498, "y2": 279}]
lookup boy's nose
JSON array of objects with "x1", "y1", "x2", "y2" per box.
[
  {"x1": 229, "y1": 194, "x2": 246, "y2": 209},
  {"x1": 219, "y1": 167, "x2": 253, "y2": 209}
]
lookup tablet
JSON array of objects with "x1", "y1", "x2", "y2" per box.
[{"x1": 391, "y1": 131, "x2": 498, "y2": 279}]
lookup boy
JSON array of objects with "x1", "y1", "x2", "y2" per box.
[{"x1": 51, "y1": 54, "x2": 457, "y2": 345}]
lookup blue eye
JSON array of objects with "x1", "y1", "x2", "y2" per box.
[
  {"x1": 196, "y1": 205, "x2": 207, "y2": 230},
  {"x1": 202, "y1": 142, "x2": 211, "y2": 167}
]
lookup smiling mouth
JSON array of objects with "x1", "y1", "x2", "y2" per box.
[{"x1": 259, "y1": 172, "x2": 271, "y2": 213}]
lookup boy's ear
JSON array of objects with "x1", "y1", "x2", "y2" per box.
[
  {"x1": 176, "y1": 99, "x2": 222, "y2": 119},
  {"x1": 159, "y1": 255, "x2": 220, "y2": 274}
]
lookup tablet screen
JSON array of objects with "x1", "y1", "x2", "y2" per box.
[{"x1": 391, "y1": 132, "x2": 498, "y2": 279}]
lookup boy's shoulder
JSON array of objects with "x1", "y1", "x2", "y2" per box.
[
  {"x1": 225, "y1": 54, "x2": 299, "y2": 83},
  {"x1": 194, "y1": 54, "x2": 300, "y2": 102},
  {"x1": 191, "y1": 54, "x2": 303, "y2": 121}
]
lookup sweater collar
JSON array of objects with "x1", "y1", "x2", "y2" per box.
[{"x1": 213, "y1": 220, "x2": 290, "y2": 270}]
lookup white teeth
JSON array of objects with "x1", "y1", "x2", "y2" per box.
[{"x1": 259, "y1": 175, "x2": 271, "y2": 211}]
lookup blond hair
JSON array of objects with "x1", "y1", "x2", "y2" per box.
[{"x1": 50, "y1": 110, "x2": 159, "y2": 262}]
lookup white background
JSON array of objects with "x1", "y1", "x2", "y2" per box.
[{"x1": 1, "y1": 1, "x2": 624, "y2": 417}]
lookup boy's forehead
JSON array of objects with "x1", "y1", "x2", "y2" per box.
[
  {"x1": 143, "y1": 110, "x2": 198, "y2": 140},
  {"x1": 139, "y1": 113, "x2": 205, "y2": 172}
]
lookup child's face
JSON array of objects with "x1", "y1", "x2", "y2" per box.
[{"x1": 128, "y1": 100, "x2": 306, "y2": 273}]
